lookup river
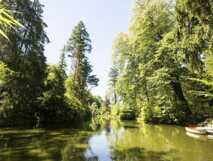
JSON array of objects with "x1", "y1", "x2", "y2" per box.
[{"x1": 0, "y1": 121, "x2": 213, "y2": 161}]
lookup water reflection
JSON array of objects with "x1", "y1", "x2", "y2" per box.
[
  {"x1": 85, "y1": 121, "x2": 213, "y2": 161},
  {"x1": 0, "y1": 129, "x2": 92, "y2": 161},
  {"x1": 0, "y1": 121, "x2": 213, "y2": 161},
  {"x1": 85, "y1": 131, "x2": 111, "y2": 161}
]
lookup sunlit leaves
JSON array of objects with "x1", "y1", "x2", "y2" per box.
[
  {"x1": 0, "y1": 4, "x2": 22, "y2": 39},
  {"x1": 110, "y1": 0, "x2": 213, "y2": 124},
  {"x1": 0, "y1": 61, "x2": 14, "y2": 86}
]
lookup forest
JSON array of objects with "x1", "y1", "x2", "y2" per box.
[
  {"x1": 109, "y1": 0, "x2": 213, "y2": 124},
  {"x1": 0, "y1": 0, "x2": 102, "y2": 127},
  {"x1": 0, "y1": 0, "x2": 213, "y2": 129}
]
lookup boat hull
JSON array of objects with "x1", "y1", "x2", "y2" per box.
[{"x1": 185, "y1": 127, "x2": 206, "y2": 135}]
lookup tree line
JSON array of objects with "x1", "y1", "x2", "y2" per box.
[
  {"x1": 109, "y1": 0, "x2": 213, "y2": 124},
  {"x1": 1, "y1": 0, "x2": 213, "y2": 127},
  {"x1": 0, "y1": 0, "x2": 100, "y2": 127}
]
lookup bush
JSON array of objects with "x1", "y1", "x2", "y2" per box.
[{"x1": 111, "y1": 104, "x2": 121, "y2": 117}]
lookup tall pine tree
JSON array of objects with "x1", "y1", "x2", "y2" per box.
[
  {"x1": 65, "y1": 21, "x2": 99, "y2": 106},
  {"x1": 0, "y1": 0, "x2": 49, "y2": 126}
]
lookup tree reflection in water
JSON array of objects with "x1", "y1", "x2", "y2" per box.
[
  {"x1": 0, "y1": 121, "x2": 213, "y2": 161},
  {"x1": 84, "y1": 120, "x2": 213, "y2": 161}
]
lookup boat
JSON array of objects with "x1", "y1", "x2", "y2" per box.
[{"x1": 185, "y1": 127, "x2": 207, "y2": 135}]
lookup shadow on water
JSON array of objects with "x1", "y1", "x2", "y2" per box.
[
  {"x1": 0, "y1": 128, "x2": 92, "y2": 161},
  {"x1": 0, "y1": 120, "x2": 213, "y2": 161},
  {"x1": 111, "y1": 147, "x2": 179, "y2": 161}
]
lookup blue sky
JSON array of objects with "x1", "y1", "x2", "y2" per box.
[{"x1": 40, "y1": 0, "x2": 135, "y2": 96}]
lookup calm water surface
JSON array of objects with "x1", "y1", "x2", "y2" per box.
[{"x1": 0, "y1": 121, "x2": 213, "y2": 161}]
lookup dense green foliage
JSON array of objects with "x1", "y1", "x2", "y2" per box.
[
  {"x1": 0, "y1": 0, "x2": 49, "y2": 127},
  {"x1": 109, "y1": 0, "x2": 213, "y2": 124},
  {"x1": 0, "y1": 0, "x2": 99, "y2": 127}
]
